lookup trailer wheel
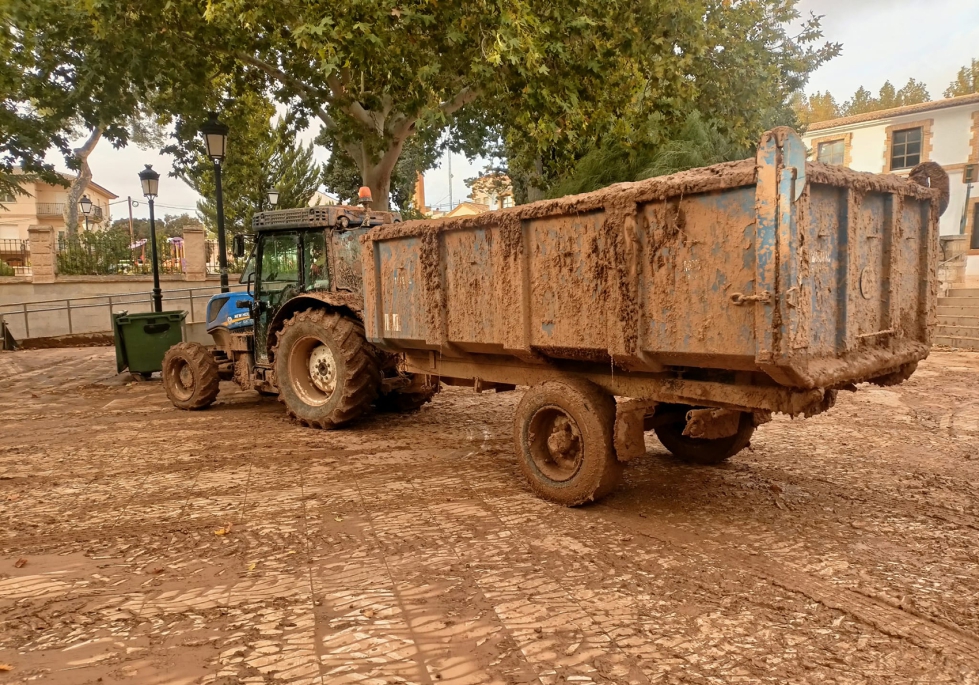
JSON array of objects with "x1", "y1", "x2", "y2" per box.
[
  {"x1": 514, "y1": 378, "x2": 621, "y2": 506},
  {"x1": 274, "y1": 309, "x2": 379, "y2": 429},
  {"x1": 162, "y1": 342, "x2": 220, "y2": 410},
  {"x1": 653, "y1": 405, "x2": 754, "y2": 465}
]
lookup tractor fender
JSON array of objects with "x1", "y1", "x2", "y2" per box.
[{"x1": 266, "y1": 292, "x2": 365, "y2": 361}]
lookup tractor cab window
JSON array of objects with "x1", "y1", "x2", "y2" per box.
[
  {"x1": 303, "y1": 231, "x2": 330, "y2": 290},
  {"x1": 259, "y1": 233, "x2": 300, "y2": 292}
]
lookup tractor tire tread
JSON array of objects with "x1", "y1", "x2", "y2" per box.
[
  {"x1": 273, "y1": 308, "x2": 379, "y2": 429},
  {"x1": 162, "y1": 342, "x2": 220, "y2": 410}
]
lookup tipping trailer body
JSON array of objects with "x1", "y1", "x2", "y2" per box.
[{"x1": 360, "y1": 128, "x2": 944, "y2": 419}]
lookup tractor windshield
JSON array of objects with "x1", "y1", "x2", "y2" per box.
[{"x1": 260, "y1": 233, "x2": 300, "y2": 291}]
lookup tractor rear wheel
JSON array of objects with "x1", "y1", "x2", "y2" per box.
[
  {"x1": 273, "y1": 309, "x2": 379, "y2": 429},
  {"x1": 162, "y1": 342, "x2": 220, "y2": 410}
]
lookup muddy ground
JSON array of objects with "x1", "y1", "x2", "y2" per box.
[{"x1": 1, "y1": 347, "x2": 978, "y2": 684}]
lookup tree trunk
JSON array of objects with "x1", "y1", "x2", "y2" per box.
[
  {"x1": 64, "y1": 128, "x2": 103, "y2": 237},
  {"x1": 357, "y1": 135, "x2": 408, "y2": 213}
]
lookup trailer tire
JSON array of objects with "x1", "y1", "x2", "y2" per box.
[
  {"x1": 653, "y1": 406, "x2": 754, "y2": 465},
  {"x1": 162, "y1": 342, "x2": 220, "y2": 410},
  {"x1": 274, "y1": 309, "x2": 379, "y2": 429},
  {"x1": 514, "y1": 378, "x2": 621, "y2": 506}
]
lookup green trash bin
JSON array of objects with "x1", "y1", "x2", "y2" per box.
[{"x1": 113, "y1": 310, "x2": 186, "y2": 377}]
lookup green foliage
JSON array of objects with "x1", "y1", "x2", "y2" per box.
[
  {"x1": 515, "y1": 0, "x2": 839, "y2": 197},
  {"x1": 57, "y1": 227, "x2": 187, "y2": 275},
  {"x1": 172, "y1": 93, "x2": 324, "y2": 235},
  {"x1": 108, "y1": 213, "x2": 200, "y2": 241},
  {"x1": 0, "y1": 261, "x2": 15, "y2": 277},
  {"x1": 945, "y1": 59, "x2": 979, "y2": 98},
  {"x1": 548, "y1": 112, "x2": 749, "y2": 197},
  {"x1": 56, "y1": 228, "x2": 135, "y2": 275}
]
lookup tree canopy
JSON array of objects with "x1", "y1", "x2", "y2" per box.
[
  {"x1": 945, "y1": 58, "x2": 979, "y2": 98},
  {"x1": 6, "y1": 0, "x2": 843, "y2": 210}
]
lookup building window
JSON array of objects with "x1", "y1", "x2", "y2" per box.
[
  {"x1": 502, "y1": 196, "x2": 514, "y2": 208},
  {"x1": 0, "y1": 191, "x2": 15, "y2": 203},
  {"x1": 890, "y1": 127, "x2": 922, "y2": 170},
  {"x1": 817, "y1": 139, "x2": 846, "y2": 165}
]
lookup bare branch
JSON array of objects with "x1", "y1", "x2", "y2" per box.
[
  {"x1": 326, "y1": 74, "x2": 378, "y2": 132},
  {"x1": 236, "y1": 51, "x2": 336, "y2": 129},
  {"x1": 439, "y1": 86, "x2": 479, "y2": 117}
]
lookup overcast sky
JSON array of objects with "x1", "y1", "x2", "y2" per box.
[{"x1": 60, "y1": 0, "x2": 979, "y2": 220}]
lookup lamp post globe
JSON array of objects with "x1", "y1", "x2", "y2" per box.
[
  {"x1": 201, "y1": 112, "x2": 230, "y2": 292},
  {"x1": 138, "y1": 164, "x2": 163, "y2": 313},
  {"x1": 79, "y1": 194, "x2": 93, "y2": 232},
  {"x1": 267, "y1": 188, "x2": 279, "y2": 209}
]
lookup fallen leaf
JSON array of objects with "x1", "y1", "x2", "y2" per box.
[
  {"x1": 248, "y1": 563, "x2": 256, "y2": 571},
  {"x1": 362, "y1": 608, "x2": 375, "y2": 618},
  {"x1": 0, "y1": 663, "x2": 12, "y2": 671},
  {"x1": 334, "y1": 515, "x2": 343, "y2": 522},
  {"x1": 214, "y1": 522, "x2": 233, "y2": 536},
  {"x1": 14, "y1": 558, "x2": 27, "y2": 568}
]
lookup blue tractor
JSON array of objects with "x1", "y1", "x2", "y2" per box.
[{"x1": 161, "y1": 204, "x2": 438, "y2": 426}]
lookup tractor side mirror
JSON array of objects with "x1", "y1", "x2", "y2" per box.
[{"x1": 232, "y1": 234, "x2": 246, "y2": 259}]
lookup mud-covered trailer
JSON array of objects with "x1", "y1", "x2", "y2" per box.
[{"x1": 361, "y1": 128, "x2": 948, "y2": 505}]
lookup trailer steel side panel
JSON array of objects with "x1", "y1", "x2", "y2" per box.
[{"x1": 362, "y1": 128, "x2": 943, "y2": 395}]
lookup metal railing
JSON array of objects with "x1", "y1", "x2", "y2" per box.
[
  {"x1": 36, "y1": 203, "x2": 104, "y2": 221},
  {"x1": 0, "y1": 238, "x2": 31, "y2": 276},
  {"x1": 0, "y1": 283, "x2": 247, "y2": 341}
]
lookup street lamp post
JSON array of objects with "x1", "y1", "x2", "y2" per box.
[
  {"x1": 138, "y1": 165, "x2": 163, "y2": 313},
  {"x1": 79, "y1": 194, "x2": 92, "y2": 232},
  {"x1": 267, "y1": 187, "x2": 279, "y2": 210},
  {"x1": 201, "y1": 112, "x2": 230, "y2": 293}
]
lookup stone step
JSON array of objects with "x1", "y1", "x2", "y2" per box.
[
  {"x1": 935, "y1": 324, "x2": 979, "y2": 339},
  {"x1": 936, "y1": 306, "x2": 979, "y2": 318},
  {"x1": 934, "y1": 335, "x2": 979, "y2": 351},
  {"x1": 938, "y1": 299, "x2": 979, "y2": 309},
  {"x1": 936, "y1": 315, "x2": 979, "y2": 327},
  {"x1": 946, "y1": 287, "x2": 979, "y2": 297}
]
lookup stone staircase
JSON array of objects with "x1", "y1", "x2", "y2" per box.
[{"x1": 936, "y1": 286, "x2": 979, "y2": 350}]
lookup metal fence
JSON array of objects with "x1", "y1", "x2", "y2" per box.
[
  {"x1": 57, "y1": 234, "x2": 185, "y2": 276},
  {"x1": 0, "y1": 284, "x2": 247, "y2": 342},
  {"x1": 0, "y1": 239, "x2": 31, "y2": 276},
  {"x1": 206, "y1": 238, "x2": 248, "y2": 275}
]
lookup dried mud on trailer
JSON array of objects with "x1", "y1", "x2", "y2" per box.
[{"x1": 361, "y1": 127, "x2": 948, "y2": 505}]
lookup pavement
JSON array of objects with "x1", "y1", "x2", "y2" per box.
[{"x1": 1, "y1": 346, "x2": 978, "y2": 684}]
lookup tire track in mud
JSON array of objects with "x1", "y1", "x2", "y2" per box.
[{"x1": 594, "y1": 504, "x2": 979, "y2": 669}]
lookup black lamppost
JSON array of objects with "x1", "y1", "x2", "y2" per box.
[
  {"x1": 201, "y1": 112, "x2": 230, "y2": 293},
  {"x1": 267, "y1": 187, "x2": 279, "y2": 210},
  {"x1": 79, "y1": 194, "x2": 92, "y2": 231},
  {"x1": 138, "y1": 164, "x2": 163, "y2": 313}
]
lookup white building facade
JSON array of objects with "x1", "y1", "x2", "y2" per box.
[{"x1": 802, "y1": 93, "x2": 979, "y2": 281}]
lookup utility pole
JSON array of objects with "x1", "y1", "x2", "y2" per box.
[
  {"x1": 447, "y1": 149, "x2": 453, "y2": 210},
  {"x1": 127, "y1": 196, "x2": 135, "y2": 245}
]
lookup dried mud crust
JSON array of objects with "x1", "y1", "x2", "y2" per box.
[
  {"x1": 161, "y1": 342, "x2": 220, "y2": 410},
  {"x1": 513, "y1": 378, "x2": 622, "y2": 505},
  {"x1": 273, "y1": 308, "x2": 379, "y2": 429},
  {"x1": 373, "y1": 386, "x2": 438, "y2": 413}
]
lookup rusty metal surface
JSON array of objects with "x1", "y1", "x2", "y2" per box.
[{"x1": 362, "y1": 128, "x2": 944, "y2": 394}]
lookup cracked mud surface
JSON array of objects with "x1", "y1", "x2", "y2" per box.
[{"x1": 1, "y1": 347, "x2": 978, "y2": 684}]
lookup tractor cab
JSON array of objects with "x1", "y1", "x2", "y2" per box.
[
  {"x1": 234, "y1": 204, "x2": 401, "y2": 366},
  {"x1": 163, "y1": 198, "x2": 435, "y2": 425}
]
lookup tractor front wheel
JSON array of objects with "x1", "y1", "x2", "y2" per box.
[
  {"x1": 162, "y1": 342, "x2": 220, "y2": 410},
  {"x1": 273, "y1": 309, "x2": 379, "y2": 429}
]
